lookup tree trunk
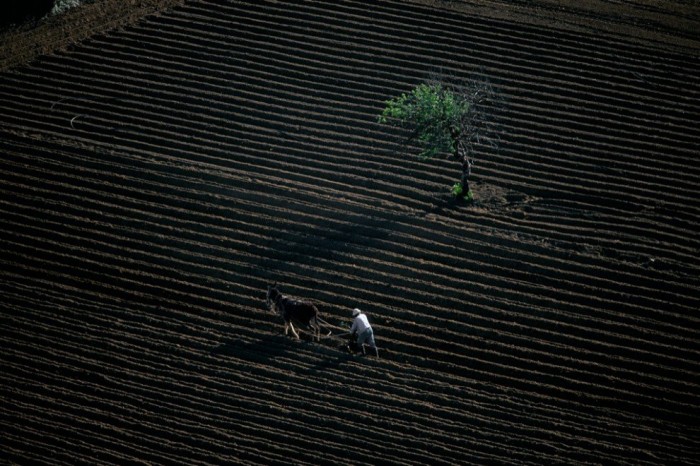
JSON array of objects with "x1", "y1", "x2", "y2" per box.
[
  {"x1": 452, "y1": 136, "x2": 472, "y2": 199},
  {"x1": 459, "y1": 159, "x2": 471, "y2": 196}
]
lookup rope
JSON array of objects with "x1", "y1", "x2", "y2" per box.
[{"x1": 317, "y1": 316, "x2": 348, "y2": 333}]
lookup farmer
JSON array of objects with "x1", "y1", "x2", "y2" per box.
[{"x1": 348, "y1": 308, "x2": 379, "y2": 357}]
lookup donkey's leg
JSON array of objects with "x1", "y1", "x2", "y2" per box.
[
  {"x1": 288, "y1": 321, "x2": 300, "y2": 339},
  {"x1": 312, "y1": 317, "x2": 323, "y2": 341},
  {"x1": 309, "y1": 321, "x2": 319, "y2": 341}
]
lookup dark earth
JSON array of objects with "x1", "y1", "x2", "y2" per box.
[{"x1": 1, "y1": 0, "x2": 699, "y2": 464}]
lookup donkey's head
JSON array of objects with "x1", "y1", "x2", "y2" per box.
[{"x1": 266, "y1": 283, "x2": 280, "y2": 311}]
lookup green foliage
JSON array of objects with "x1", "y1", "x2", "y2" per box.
[
  {"x1": 379, "y1": 75, "x2": 500, "y2": 199},
  {"x1": 379, "y1": 83, "x2": 470, "y2": 159},
  {"x1": 451, "y1": 182, "x2": 474, "y2": 201}
]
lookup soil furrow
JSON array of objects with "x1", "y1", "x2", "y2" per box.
[
  {"x1": 3, "y1": 245, "x2": 698, "y2": 431},
  {"x1": 4, "y1": 274, "x2": 696, "y2": 456},
  {"x1": 2, "y1": 310, "x2": 680, "y2": 466},
  {"x1": 1, "y1": 156, "x2": 696, "y2": 324},
  {"x1": 3, "y1": 0, "x2": 698, "y2": 463},
  {"x1": 2, "y1": 179, "x2": 698, "y2": 368}
]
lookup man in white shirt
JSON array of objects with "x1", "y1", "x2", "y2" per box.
[{"x1": 348, "y1": 308, "x2": 379, "y2": 357}]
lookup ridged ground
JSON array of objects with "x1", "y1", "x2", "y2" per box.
[{"x1": 1, "y1": 1, "x2": 699, "y2": 464}]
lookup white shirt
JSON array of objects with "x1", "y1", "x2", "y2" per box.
[{"x1": 350, "y1": 313, "x2": 371, "y2": 334}]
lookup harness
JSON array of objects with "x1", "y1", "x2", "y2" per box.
[{"x1": 274, "y1": 294, "x2": 295, "y2": 319}]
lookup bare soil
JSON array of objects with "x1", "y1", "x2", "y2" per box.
[{"x1": 1, "y1": 0, "x2": 698, "y2": 464}]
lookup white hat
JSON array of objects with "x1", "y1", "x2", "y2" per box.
[{"x1": 352, "y1": 308, "x2": 361, "y2": 317}]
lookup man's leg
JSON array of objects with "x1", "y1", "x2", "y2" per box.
[{"x1": 364, "y1": 329, "x2": 378, "y2": 357}]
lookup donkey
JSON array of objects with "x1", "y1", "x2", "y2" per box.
[{"x1": 266, "y1": 284, "x2": 322, "y2": 341}]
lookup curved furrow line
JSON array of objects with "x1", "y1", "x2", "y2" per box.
[
  {"x1": 0, "y1": 370, "x2": 500, "y2": 466},
  {"x1": 6, "y1": 138, "x2": 700, "y2": 294},
  {"x1": 13, "y1": 260, "x2": 692, "y2": 410},
  {"x1": 0, "y1": 83, "x2": 438, "y2": 192},
  {"x1": 123, "y1": 18, "x2": 686, "y2": 159},
  {"x1": 180, "y1": 0, "x2": 700, "y2": 116},
  {"x1": 0, "y1": 78, "x2": 375, "y2": 150},
  {"x1": 1, "y1": 310, "x2": 688, "y2": 466},
  {"x1": 0, "y1": 398, "x2": 288, "y2": 465},
  {"x1": 3, "y1": 206, "x2": 697, "y2": 395},
  {"x1": 2, "y1": 155, "x2": 692, "y2": 326},
  {"x1": 16, "y1": 46, "x2": 700, "y2": 202},
  {"x1": 0, "y1": 83, "x2": 426, "y2": 185},
  {"x1": 269, "y1": 0, "x2": 700, "y2": 79},
  {"x1": 2, "y1": 176, "x2": 697, "y2": 369},
  {"x1": 0, "y1": 340, "x2": 692, "y2": 466},
  {"x1": 5, "y1": 214, "x2": 693, "y2": 389},
  {"x1": 0, "y1": 122, "x2": 696, "y2": 292},
  {"x1": 4, "y1": 55, "x2": 696, "y2": 214},
  {"x1": 1, "y1": 337, "x2": 373, "y2": 465},
  {"x1": 4, "y1": 209, "x2": 697, "y2": 402},
  {"x1": 68, "y1": 11, "x2": 696, "y2": 151},
  {"x1": 2, "y1": 142, "x2": 696, "y2": 299},
  {"x1": 1, "y1": 113, "x2": 696, "y2": 274},
  {"x1": 3, "y1": 1, "x2": 698, "y2": 462},
  {"x1": 8, "y1": 282, "x2": 696, "y2": 446},
  {"x1": 0, "y1": 433, "x2": 103, "y2": 466},
  {"x1": 114, "y1": 14, "x2": 700, "y2": 155},
  {"x1": 2, "y1": 182, "x2": 697, "y2": 358},
  {"x1": 0, "y1": 288, "x2": 532, "y2": 426},
  {"x1": 2, "y1": 324, "x2": 550, "y2": 464},
  {"x1": 0, "y1": 129, "x2": 684, "y2": 278},
  {"x1": 1, "y1": 169, "x2": 696, "y2": 354},
  {"x1": 490, "y1": 198, "x2": 698, "y2": 247},
  {"x1": 1, "y1": 310, "x2": 680, "y2": 466},
  {"x1": 474, "y1": 167, "x2": 698, "y2": 232},
  {"x1": 0, "y1": 394, "x2": 210, "y2": 466},
  {"x1": 87, "y1": 23, "x2": 700, "y2": 164},
  {"x1": 5, "y1": 284, "x2": 672, "y2": 448},
  {"x1": 4, "y1": 310, "x2": 696, "y2": 462},
  {"x1": 30, "y1": 45, "x2": 387, "y2": 121},
  {"x1": 0, "y1": 421, "x2": 122, "y2": 466},
  {"x1": 216, "y1": 352, "x2": 696, "y2": 460},
  {"x1": 4, "y1": 61, "x2": 696, "y2": 225},
  {"x1": 176, "y1": 1, "x2": 700, "y2": 136},
  {"x1": 491, "y1": 119, "x2": 698, "y2": 188},
  {"x1": 3, "y1": 197, "x2": 696, "y2": 394},
  {"x1": 50, "y1": 10, "x2": 700, "y2": 157},
  {"x1": 3, "y1": 239, "x2": 698, "y2": 428},
  {"x1": 2, "y1": 197, "x2": 696, "y2": 360},
  {"x1": 478, "y1": 153, "x2": 699, "y2": 219},
  {"x1": 2, "y1": 274, "x2": 696, "y2": 448},
  {"x1": 0, "y1": 85, "x2": 432, "y2": 198},
  {"x1": 2, "y1": 93, "x2": 696, "y2": 276},
  {"x1": 4, "y1": 88, "x2": 696, "y2": 237}
]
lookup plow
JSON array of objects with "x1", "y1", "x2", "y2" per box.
[
  {"x1": 317, "y1": 317, "x2": 380, "y2": 358},
  {"x1": 266, "y1": 284, "x2": 379, "y2": 357}
]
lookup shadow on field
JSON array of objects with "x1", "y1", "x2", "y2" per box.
[
  {"x1": 1, "y1": 0, "x2": 54, "y2": 30},
  {"x1": 306, "y1": 351, "x2": 356, "y2": 376},
  {"x1": 210, "y1": 334, "x2": 293, "y2": 362}
]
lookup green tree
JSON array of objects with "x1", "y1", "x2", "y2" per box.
[{"x1": 379, "y1": 75, "x2": 500, "y2": 201}]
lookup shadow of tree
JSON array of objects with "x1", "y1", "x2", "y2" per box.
[{"x1": 2, "y1": 0, "x2": 54, "y2": 29}]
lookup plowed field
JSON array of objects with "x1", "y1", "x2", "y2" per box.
[{"x1": 1, "y1": 0, "x2": 699, "y2": 464}]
